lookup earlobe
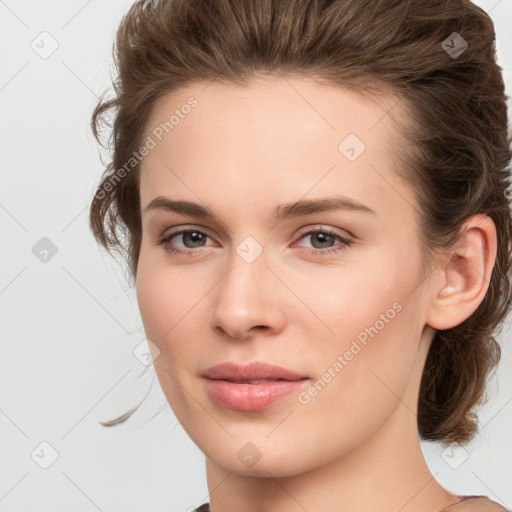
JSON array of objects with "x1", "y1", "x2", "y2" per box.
[{"x1": 426, "y1": 215, "x2": 497, "y2": 331}]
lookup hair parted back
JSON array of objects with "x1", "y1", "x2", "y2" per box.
[{"x1": 89, "y1": 0, "x2": 512, "y2": 444}]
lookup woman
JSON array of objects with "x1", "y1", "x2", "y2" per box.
[{"x1": 89, "y1": 0, "x2": 512, "y2": 511}]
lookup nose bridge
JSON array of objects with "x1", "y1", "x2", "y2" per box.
[
  {"x1": 219, "y1": 242, "x2": 268, "y2": 313},
  {"x1": 210, "y1": 239, "x2": 283, "y2": 337}
]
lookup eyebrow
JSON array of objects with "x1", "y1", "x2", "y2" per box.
[{"x1": 142, "y1": 195, "x2": 376, "y2": 224}]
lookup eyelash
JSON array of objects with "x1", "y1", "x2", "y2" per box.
[{"x1": 156, "y1": 226, "x2": 353, "y2": 257}]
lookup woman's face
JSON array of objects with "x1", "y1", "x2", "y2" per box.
[{"x1": 136, "y1": 76, "x2": 436, "y2": 476}]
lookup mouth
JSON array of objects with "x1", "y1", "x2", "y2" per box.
[
  {"x1": 203, "y1": 377, "x2": 310, "y2": 411},
  {"x1": 201, "y1": 361, "x2": 311, "y2": 411}
]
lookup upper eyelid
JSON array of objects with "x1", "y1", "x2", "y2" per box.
[
  {"x1": 295, "y1": 225, "x2": 353, "y2": 240},
  {"x1": 162, "y1": 224, "x2": 218, "y2": 241}
]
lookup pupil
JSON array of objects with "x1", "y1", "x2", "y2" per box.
[
  {"x1": 312, "y1": 232, "x2": 333, "y2": 249},
  {"x1": 186, "y1": 232, "x2": 204, "y2": 247}
]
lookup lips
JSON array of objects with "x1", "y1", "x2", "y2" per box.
[
  {"x1": 201, "y1": 361, "x2": 308, "y2": 382},
  {"x1": 201, "y1": 361, "x2": 310, "y2": 411}
]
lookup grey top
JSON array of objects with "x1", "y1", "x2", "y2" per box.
[{"x1": 193, "y1": 495, "x2": 489, "y2": 512}]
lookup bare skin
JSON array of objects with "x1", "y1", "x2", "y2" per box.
[{"x1": 135, "y1": 75, "x2": 497, "y2": 512}]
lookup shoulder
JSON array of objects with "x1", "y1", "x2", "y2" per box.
[{"x1": 441, "y1": 495, "x2": 510, "y2": 512}]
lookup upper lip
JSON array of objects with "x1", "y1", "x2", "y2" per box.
[{"x1": 202, "y1": 362, "x2": 309, "y2": 381}]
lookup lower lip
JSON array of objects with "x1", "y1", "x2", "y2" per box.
[{"x1": 204, "y1": 378, "x2": 310, "y2": 411}]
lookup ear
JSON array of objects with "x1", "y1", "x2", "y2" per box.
[{"x1": 426, "y1": 214, "x2": 497, "y2": 331}]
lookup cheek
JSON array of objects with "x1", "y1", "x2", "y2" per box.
[
  {"x1": 295, "y1": 305, "x2": 420, "y2": 458},
  {"x1": 301, "y1": 257, "x2": 423, "y2": 406},
  {"x1": 136, "y1": 265, "x2": 201, "y2": 416},
  {"x1": 293, "y1": 260, "x2": 405, "y2": 342},
  {"x1": 136, "y1": 269, "x2": 168, "y2": 341},
  {"x1": 136, "y1": 263, "x2": 191, "y2": 359}
]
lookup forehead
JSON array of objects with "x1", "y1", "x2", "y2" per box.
[
  {"x1": 143, "y1": 75, "x2": 402, "y2": 144},
  {"x1": 138, "y1": 76, "x2": 415, "y2": 217}
]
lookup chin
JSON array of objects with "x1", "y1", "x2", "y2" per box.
[
  {"x1": 214, "y1": 454, "x2": 312, "y2": 478},
  {"x1": 202, "y1": 438, "x2": 322, "y2": 478}
]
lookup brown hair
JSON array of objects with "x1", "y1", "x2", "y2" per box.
[{"x1": 89, "y1": 0, "x2": 512, "y2": 444}]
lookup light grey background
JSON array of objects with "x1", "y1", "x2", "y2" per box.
[{"x1": 1, "y1": 1, "x2": 511, "y2": 511}]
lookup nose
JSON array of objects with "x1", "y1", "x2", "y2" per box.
[{"x1": 209, "y1": 247, "x2": 287, "y2": 341}]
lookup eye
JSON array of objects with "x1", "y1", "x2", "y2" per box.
[
  {"x1": 157, "y1": 227, "x2": 214, "y2": 255},
  {"x1": 156, "y1": 226, "x2": 353, "y2": 257},
  {"x1": 292, "y1": 228, "x2": 353, "y2": 257}
]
